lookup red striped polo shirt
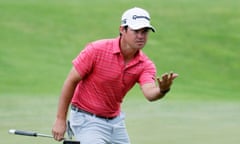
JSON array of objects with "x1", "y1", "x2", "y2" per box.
[{"x1": 71, "y1": 37, "x2": 156, "y2": 117}]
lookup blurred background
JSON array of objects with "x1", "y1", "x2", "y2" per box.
[{"x1": 0, "y1": 0, "x2": 239, "y2": 144}]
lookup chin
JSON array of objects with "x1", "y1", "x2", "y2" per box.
[
  {"x1": 136, "y1": 44, "x2": 145, "y2": 49},
  {"x1": 133, "y1": 47, "x2": 143, "y2": 50}
]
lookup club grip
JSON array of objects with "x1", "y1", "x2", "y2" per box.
[{"x1": 10, "y1": 129, "x2": 37, "y2": 137}]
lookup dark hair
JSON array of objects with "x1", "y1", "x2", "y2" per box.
[{"x1": 120, "y1": 26, "x2": 128, "y2": 36}]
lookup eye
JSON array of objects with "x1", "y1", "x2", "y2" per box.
[
  {"x1": 132, "y1": 28, "x2": 149, "y2": 35},
  {"x1": 144, "y1": 29, "x2": 150, "y2": 33}
]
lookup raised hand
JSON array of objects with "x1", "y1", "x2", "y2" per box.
[{"x1": 157, "y1": 72, "x2": 178, "y2": 95}]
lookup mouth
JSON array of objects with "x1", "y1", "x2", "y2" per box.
[{"x1": 136, "y1": 41, "x2": 145, "y2": 46}]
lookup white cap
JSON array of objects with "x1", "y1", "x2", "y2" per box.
[{"x1": 121, "y1": 7, "x2": 155, "y2": 32}]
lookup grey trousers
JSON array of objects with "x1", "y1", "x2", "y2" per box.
[{"x1": 69, "y1": 110, "x2": 131, "y2": 144}]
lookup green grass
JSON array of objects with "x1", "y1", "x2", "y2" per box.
[
  {"x1": 0, "y1": 0, "x2": 240, "y2": 143},
  {"x1": 123, "y1": 97, "x2": 240, "y2": 144},
  {"x1": 0, "y1": 0, "x2": 239, "y2": 98},
  {"x1": 1, "y1": 95, "x2": 240, "y2": 144}
]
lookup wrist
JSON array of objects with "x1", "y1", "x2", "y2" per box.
[{"x1": 160, "y1": 88, "x2": 170, "y2": 95}]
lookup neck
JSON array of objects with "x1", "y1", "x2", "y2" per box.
[{"x1": 120, "y1": 38, "x2": 138, "y2": 64}]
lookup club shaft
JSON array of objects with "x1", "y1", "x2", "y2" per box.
[
  {"x1": 9, "y1": 129, "x2": 80, "y2": 143},
  {"x1": 37, "y1": 133, "x2": 54, "y2": 138},
  {"x1": 9, "y1": 129, "x2": 53, "y2": 138}
]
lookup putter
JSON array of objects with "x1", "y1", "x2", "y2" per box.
[
  {"x1": 66, "y1": 120, "x2": 74, "y2": 140},
  {"x1": 8, "y1": 129, "x2": 80, "y2": 144}
]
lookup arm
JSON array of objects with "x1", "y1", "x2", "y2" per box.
[
  {"x1": 52, "y1": 67, "x2": 82, "y2": 141},
  {"x1": 141, "y1": 72, "x2": 178, "y2": 101}
]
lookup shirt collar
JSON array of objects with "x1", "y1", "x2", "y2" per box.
[{"x1": 112, "y1": 36, "x2": 121, "y2": 54}]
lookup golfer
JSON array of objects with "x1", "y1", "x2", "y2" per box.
[{"x1": 52, "y1": 7, "x2": 178, "y2": 144}]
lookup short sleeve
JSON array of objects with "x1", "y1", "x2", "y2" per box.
[
  {"x1": 138, "y1": 60, "x2": 156, "y2": 86},
  {"x1": 72, "y1": 43, "x2": 95, "y2": 78}
]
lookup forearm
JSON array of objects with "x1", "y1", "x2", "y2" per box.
[
  {"x1": 56, "y1": 90, "x2": 73, "y2": 120},
  {"x1": 52, "y1": 67, "x2": 81, "y2": 141},
  {"x1": 144, "y1": 87, "x2": 167, "y2": 101},
  {"x1": 141, "y1": 83, "x2": 171, "y2": 102},
  {"x1": 56, "y1": 78, "x2": 79, "y2": 120},
  {"x1": 52, "y1": 80, "x2": 77, "y2": 141}
]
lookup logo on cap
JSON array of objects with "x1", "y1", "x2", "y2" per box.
[{"x1": 132, "y1": 15, "x2": 150, "y2": 21}]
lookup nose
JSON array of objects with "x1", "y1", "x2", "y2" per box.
[{"x1": 136, "y1": 31, "x2": 146, "y2": 38}]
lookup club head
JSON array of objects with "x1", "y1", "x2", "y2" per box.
[{"x1": 63, "y1": 140, "x2": 80, "y2": 144}]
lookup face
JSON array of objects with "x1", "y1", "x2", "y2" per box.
[{"x1": 120, "y1": 26, "x2": 150, "y2": 50}]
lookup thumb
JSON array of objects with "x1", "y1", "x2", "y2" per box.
[{"x1": 172, "y1": 73, "x2": 179, "y2": 80}]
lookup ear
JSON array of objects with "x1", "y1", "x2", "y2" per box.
[{"x1": 119, "y1": 26, "x2": 126, "y2": 35}]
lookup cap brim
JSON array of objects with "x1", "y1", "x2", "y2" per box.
[{"x1": 129, "y1": 24, "x2": 156, "y2": 32}]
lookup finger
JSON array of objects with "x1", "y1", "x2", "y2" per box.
[
  {"x1": 56, "y1": 133, "x2": 64, "y2": 141},
  {"x1": 161, "y1": 73, "x2": 168, "y2": 81},
  {"x1": 161, "y1": 73, "x2": 168, "y2": 77},
  {"x1": 54, "y1": 133, "x2": 59, "y2": 141},
  {"x1": 168, "y1": 72, "x2": 178, "y2": 80},
  {"x1": 172, "y1": 73, "x2": 179, "y2": 80},
  {"x1": 157, "y1": 77, "x2": 162, "y2": 85},
  {"x1": 52, "y1": 131, "x2": 62, "y2": 141},
  {"x1": 58, "y1": 135, "x2": 64, "y2": 141},
  {"x1": 169, "y1": 72, "x2": 173, "y2": 78},
  {"x1": 52, "y1": 129, "x2": 57, "y2": 140}
]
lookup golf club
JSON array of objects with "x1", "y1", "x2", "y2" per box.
[{"x1": 8, "y1": 129, "x2": 80, "y2": 144}]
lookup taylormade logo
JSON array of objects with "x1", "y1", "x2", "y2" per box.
[{"x1": 132, "y1": 15, "x2": 150, "y2": 21}]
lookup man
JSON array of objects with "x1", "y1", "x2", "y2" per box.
[{"x1": 52, "y1": 7, "x2": 178, "y2": 144}]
